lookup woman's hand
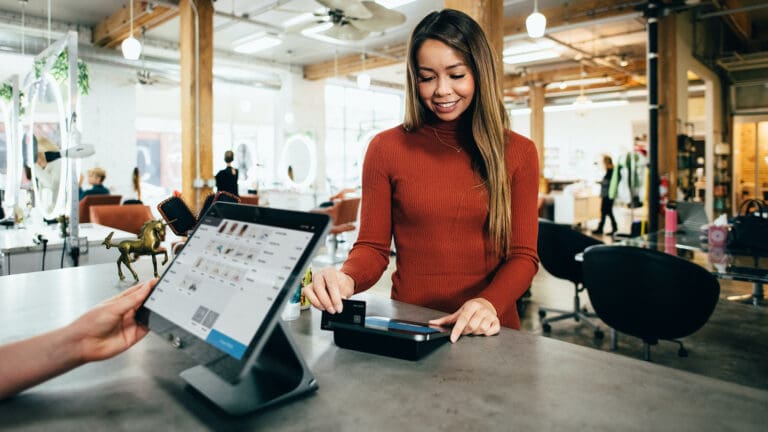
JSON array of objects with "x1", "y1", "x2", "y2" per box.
[
  {"x1": 302, "y1": 267, "x2": 355, "y2": 314},
  {"x1": 429, "y1": 298, "x2": 500, "y2": 343},
  {"x1": 67, "y1": 279, "x2": 156, "y2": 363}
]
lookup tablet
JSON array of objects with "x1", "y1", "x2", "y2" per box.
[{"x1": 136, "y1": 202, "x2": 330, "y2": 384}]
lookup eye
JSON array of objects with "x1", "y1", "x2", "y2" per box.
[
  {"x1": 450, "y1": 74, "x2": 466, "y2": 79},
  {"x1": 418, "y1": 75, "x2": 434, "y2": 82}
]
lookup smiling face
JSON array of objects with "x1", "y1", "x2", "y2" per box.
[{"x1": 416, "y1": 38, "x2": 475, "y2": 122}]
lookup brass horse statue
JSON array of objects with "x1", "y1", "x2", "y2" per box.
[{"x1": 103, "y1": 219, "x2": 169, "y2": 281}]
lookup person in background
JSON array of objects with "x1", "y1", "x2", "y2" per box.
[
  {"x1": 0, "y1": 280, "x2": 156, "y2": 400},
  {"x1": 123, "y1": 167, "x2": 143, "y2": 204},
  {"x1": 34, "y1": 136, "x2": 63, "y2": 213},
  {"x1": 303, "y1": 9, "x2": 539, "y2": 343},
  {"x1": 79, "y1": 167, "x2": 110, "y2": 200},
  {"x1": 592, "y1": 155, "x2": 619, "y2": 235},
  {"x1": 215, "y1": 150, "x2": 239, "y2": 196}
]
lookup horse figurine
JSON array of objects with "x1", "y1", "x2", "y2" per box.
[{"x1": 103, "y1": 219, "x2": 169, "y2": 281}]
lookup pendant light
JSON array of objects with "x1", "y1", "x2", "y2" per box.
[
  {"x1": 526, "y1": 0, "x2": 547, "y2": 38},
  {"x1": 357, "y1": 51, "x2": 371, "y2": 90},
  {"x1": 121, "y1": 0, "x2": 142, "y2": 60},
  {"x1": 573, "y1": 63, "x2": 592, "y2": 109}
]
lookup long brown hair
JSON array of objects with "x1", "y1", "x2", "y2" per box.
[
  {"x1": 403, "y1": 9, "x2": 511, "y2": 257},
  {"x1": 132, "y1": 167, "x2": 142, "y2": 201}
]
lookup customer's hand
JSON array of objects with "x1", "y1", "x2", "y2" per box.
[
  {"x1": 429, "y1": 298, "x2": 500, "y2": 343},
  {"x1": 67, "y1": 279, "x2": 156, "y2": 363},
  {"x1": 302, "y1": 267, "x2": 355, "y2": 314}
]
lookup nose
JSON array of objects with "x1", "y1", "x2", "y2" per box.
[{"x1": 434, "y1": 76, "x2": 452, "y2": 97}]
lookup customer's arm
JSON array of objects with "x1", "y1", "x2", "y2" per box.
[{"x1": 0, "y1": 280, "x2": 155, "y2": 400}]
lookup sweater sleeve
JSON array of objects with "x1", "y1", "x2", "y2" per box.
[
  {"x1": 479, "y1": 136, "x2": 540, "y2": 324},
  {"x1": 340, "y1": 134, "x2": 394, "y2": 292}
]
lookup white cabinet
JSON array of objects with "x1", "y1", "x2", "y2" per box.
[{"x1": 553, "y1": 193, "x2": 601, "y2": 226}]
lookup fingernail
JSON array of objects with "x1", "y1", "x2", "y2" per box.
[
  {"x1": 336, "y1": 303, "x2": 343, "y2": 313},
  {"x1": 328, "y1": 307, "x2": 336, "y2": 314}
]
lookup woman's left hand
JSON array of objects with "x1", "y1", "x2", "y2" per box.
[{"x1": 428, "y1": 298, "x2": 500, "y2": 343}]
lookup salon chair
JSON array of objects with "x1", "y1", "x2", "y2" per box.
[
  {"x1": 79, "y1": 195, "x2": 122, "y2": 223},
  {"x1": 90, "y1": 204, "x2": 154, "y2": 235},
  {"x1": 313, "y1": 197, "x2": 361, "y2": 264},
  {"x1": 582, "y1": 245, "x2": 720, "y2": 361}
]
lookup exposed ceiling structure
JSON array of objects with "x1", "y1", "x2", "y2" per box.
[{"x1": 0, "y1": 0, "x2": 767, "y2": 105}]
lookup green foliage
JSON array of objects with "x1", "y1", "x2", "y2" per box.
[
  {"x1": 33, "y1": 49, "x2": 90, "y2": 96},
  {"x1": 0, "y1": 83, "x2": 26, "y2": 116}
]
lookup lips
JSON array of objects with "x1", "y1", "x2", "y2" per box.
[{"x1": 433, "y1": 100, "x2": 459, "y2": 113}]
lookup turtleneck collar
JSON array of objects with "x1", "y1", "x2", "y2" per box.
[{"x1": 423, "y1": 112, "x2": 472, "y2": 133}]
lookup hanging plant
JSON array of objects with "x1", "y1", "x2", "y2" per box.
[
  {"x1": 0, "y1": 83, "x2": 26, "y2": 116},
  {"x1": 34, "y1": 49, "x2": 90, "y2": 96}
]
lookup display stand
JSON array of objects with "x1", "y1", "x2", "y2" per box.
[{"x1": 179, "y1": 321, "x2": 317, "y2": 416}]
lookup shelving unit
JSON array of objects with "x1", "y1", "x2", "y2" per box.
[{"x1": 714, "y1": 142, "x2": 731, "y2": 217}]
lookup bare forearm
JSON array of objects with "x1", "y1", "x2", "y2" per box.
[{"x1": 0, "y1": 326, "x2": 83, "y2": 400}]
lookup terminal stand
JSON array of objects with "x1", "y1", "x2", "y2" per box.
[{"x1": 180, "y1": 321, "x2": 317, "y2": 415}]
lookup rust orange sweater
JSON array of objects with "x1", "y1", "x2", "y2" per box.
[{"x1": 341, "y1": 119, "x2": 539, "y2": 329}]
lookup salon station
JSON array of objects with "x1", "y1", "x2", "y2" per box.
[{"x1": 0, "y1": 0, "x2": 767, "y2": 430}]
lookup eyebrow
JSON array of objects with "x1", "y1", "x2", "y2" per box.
[{"x1": 418, "y1": 62, "x2": 467, "y2": 72}]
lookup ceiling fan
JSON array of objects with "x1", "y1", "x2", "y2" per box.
[{"x1": 313, "y1": 0, "x2": 407, "y2": 41}]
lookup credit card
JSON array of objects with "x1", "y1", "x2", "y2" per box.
[{"x1": 320, "y1": 299, "x2": 366, "y2": 330}]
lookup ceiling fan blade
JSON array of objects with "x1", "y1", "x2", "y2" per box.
[
  {"x1": 316, "y1": 0, "x2": 372, "y2": 19},
  {"x1": 321, "y1": 24, "x2": 370, "y2": 41},
  {"x1": 349, "y1": 1, "x2": 406, "y2": 32}
]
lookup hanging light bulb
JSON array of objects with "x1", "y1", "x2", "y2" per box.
[
  {"x1": 357, "y1": 51, "x2": 370, "y2": 90},
  {"x1": 122, "y1": 0, "x2": 142, "y2": 60},
  {"x1": 573, "y1": 63, "x2": 592, "y2": 112},
  {"x1": 526, "y1": 0, "x2": 547, "y2": 38}
]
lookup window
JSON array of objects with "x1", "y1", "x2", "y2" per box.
[{"x1": 324, "y1": 82, "x2": 402, "y2": 192}]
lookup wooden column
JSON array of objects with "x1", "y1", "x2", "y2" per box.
[
  {"x1": 179, "y1": 0, "x2": 214, "y2": 212},
  {"x1": 529, "y1": 82, "x2": 546, "y2": 189},
  {"x1": 658, "y1": 11, "x2": 678, "y2": 194},
  {"x1": 444, "y1": 0, "x2": 504, "y2": 72}
]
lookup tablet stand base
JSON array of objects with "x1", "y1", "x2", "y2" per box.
[{"x1": 180, "y1": 321, "x2": 317, "y2": 415}]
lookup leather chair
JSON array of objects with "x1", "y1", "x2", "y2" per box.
[
  {"x1": 537, "y1": 218, "x2": 604, "y2": 338},
  {"x1": 238, "y1": 194, "x2": 260, "y2": 206},
  {"x1": 313, "y1": 197, "x2": 361, "y2": 264},
  {"x1": 79, "y1": 195, "x2": 122, "y2": 223},
  {"x1": 90, "y1": 204, "x2": 154, "y2": 235},
  {"x1": 582, "y1": 244, "x2": 720, "y2": 361}
]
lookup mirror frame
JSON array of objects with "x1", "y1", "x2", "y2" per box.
[
  {"x1": 1, "y1": 75, "x2": 22, "y2": 213},
  {"x1": 24, "y1": 73, "x2": 69, "y2": 220},
  {"x1": 279, "y1": 133, "x2": 317, "y2": 190}
]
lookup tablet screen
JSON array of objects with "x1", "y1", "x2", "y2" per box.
[{"x1": 141, "y1": 206, "x2": 321, "y2": 361}]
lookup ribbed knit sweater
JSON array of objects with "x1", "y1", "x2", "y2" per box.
[{"x1": 341, "y1": 118, "x2": 540, "y2": 329}]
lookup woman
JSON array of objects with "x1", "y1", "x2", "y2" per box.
[
  {"x1": 303, "y1": 9, "x2": 539, "y2": 342},
  {"x1": 592, "y1": 155, "x2": 618, "y2": 235},
  {"x1": 215, "y1": 150, "x2": 239, "y2": 196}
]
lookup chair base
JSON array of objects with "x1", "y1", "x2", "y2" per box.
[
  {"x1": 540, "y1": 308, "x2": 604, "y2": 339},
  {"x1": 539, "y1": 284, "x2": 603, "y2": 339}
]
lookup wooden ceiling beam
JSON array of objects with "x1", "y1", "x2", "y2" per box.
[
  {"x1": 503, "y1": 58, "x2": 645, "y2": 88},
  {"x1": 303, "y1": 43, "x2": 407, "y2": 81},
  {"x1": 93, "y1": 2, "x2": 179, "y2": 48},
  {"x1": 720, "y1": 0, "x2": 752, "y2": 42}
]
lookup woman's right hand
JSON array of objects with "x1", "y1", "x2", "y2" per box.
[{"x1": 302, "y1": 267, "x2": 355, "y2": 314}]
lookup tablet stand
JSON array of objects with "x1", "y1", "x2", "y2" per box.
[{"x1": 180, "y1": 321, "x2": 317, "y2": 415}]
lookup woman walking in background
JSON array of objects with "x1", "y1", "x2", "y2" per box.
[{"x1": 593, "y1": 155, "x2": 618, "y2": 235}]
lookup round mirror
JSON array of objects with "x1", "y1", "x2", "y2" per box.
[
  {"x1": 26, "y1": 74, "x2": 68, "y2": 219},
  {"x1": 279, "y1": 134, "x2": 316, "y2": 190}
]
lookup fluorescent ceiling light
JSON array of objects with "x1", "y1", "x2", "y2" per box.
[
  {"x1": 503, "y1": 39, "x2": 556, "y2": 56},
  {"x1": 233, "y1": 34, "x2": 282, "y2": 54},
  {"x1": 378, "y1": 0, "x2": 417, "y2": 8},
  {"x1": 509, "y1": 100, "x2": 630, "y2": 116},
  {"x1": 546, "y1": 76, "x2": 612, "y2": 89},
  {"x1": 503, "y1": 50, "x2": 560, "y2": 65},
  {"x1": 302, "y1": 22, "x2": 334, "y2": 35}
]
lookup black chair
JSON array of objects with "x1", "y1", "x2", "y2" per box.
[
  {"x1": 537, "y1": 219, "x2": 604, "y2": 338},
  {"x1": 582, "y1": 245, "x2": 720, "y2": 361}
]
